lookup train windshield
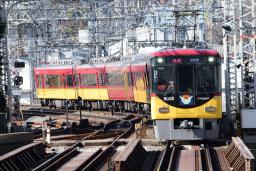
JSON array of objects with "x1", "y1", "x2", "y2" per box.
[{"x1": 152, "y1": 58, "x2": 220, "y2": 95}]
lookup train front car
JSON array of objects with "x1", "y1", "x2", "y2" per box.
[{"x1": 150, "y1": 49, "x2": 222, "y2": 140}]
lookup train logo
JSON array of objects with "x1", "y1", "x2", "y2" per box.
[{"x1": 179, "y1": 95, "x2": 193, "y2": 105}]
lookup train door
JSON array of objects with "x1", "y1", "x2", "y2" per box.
[{"x1": 177, "y1": 65, "x2": 196, "y2": 114}]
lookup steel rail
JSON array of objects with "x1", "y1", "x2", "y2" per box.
[
  {"x1": 204, "y1": 147, "x2": 214, "y2": 171},
  {"x1": 32, "y1": 115, "x2": 142, "y2": 171},
  {"x1": 81, "y1": 116, "x2": 143, "y2": 171},
  {"x1": 167, "y1": 146, "x2": 181, "y2": 171},
  {"x1": 32, "y1": 118, "x2": 120, "y2": 171},
  {"x1": 32, "y1": 129, "x2": 102, "y2": 171},
  {"x1": 155, "y1": 143, "x2": 171, "y2": 171}
]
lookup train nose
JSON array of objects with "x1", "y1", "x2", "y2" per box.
[{"x1": 176, "y1": 108, "x2": 196, "y2": 115}]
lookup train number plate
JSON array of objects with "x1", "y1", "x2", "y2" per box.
[{"x1": 164, "y1": 96, "x2": 174, "y2": 101}]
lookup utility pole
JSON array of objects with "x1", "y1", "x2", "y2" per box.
[
  {"x1": 0, "y1": 1, "x2": 13, "y2": 133},
  {"x1": 0, "y1": 2, "x2": 7, "y2": 133}
]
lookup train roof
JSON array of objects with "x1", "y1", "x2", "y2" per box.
[
  {"x1": 76, "y1": 63, "x2": 105, "y2": 69},
  {"x1": 104, "y1": 53, "x2": 150, "y2": 67},
  {"x1": 151, "y1": 48, "x2": 220, "y2": 57},
  {"x1": 34, "y1": 56, "x2": 150, "y2": 71},
  {"x1": 35, "y1": 64, "x2": 73, "y2": 70}
]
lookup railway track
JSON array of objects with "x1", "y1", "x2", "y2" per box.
[
  {"x1": 22, "y1": 108, "x2": 75, "y2": 116},
  {"x1": 23, "y1": 108, "x2": 120, "y2": 120},
  {"x1": 0, "y1": 114, "x2": 142, "y2": 171},
  {"x1": 31, "y1": 116, "x2": 141, "y2": 171},
  {"x1": 1, "y1": 107, "x2": 254, "y2": 171},
  {"x1": 113, "y1": 137, "x2": 255, "y2": 171},
  {"x1": 0, "y1": 136, "x2": 254, "y2": 171},
  {"x1": 0, "y1": 143, "x2": 48, "y2": 171}
]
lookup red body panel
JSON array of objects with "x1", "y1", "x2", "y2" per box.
[
  {"x1": 151, "y1": 49, "x2": 220, "y2": 57},
  {"x1": 76, "y1": 66, "x2": 107, "y2": 89},
  {"x1": 34, "y1": 67, "x2": 73, "y2": 88},
  {"x1": 76, "y1": 66, "x2": 105, "y2": 74},
  {"x1": 34, "y1": 68, "x2": 73, "y2": 75},
  {"x1": 130, "y1": 64, "x2": 146, "y2": 72},
  {"x1": 106, "y1": 65, "x2": 134, "y2": 101}
]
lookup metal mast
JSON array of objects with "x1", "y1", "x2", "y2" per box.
[
  {"x1": 0, "y1": 1, "x2": 7, "y2": 133},
  {"x1": 239, "y1": 0, "x2": 256, "y2": 109}
]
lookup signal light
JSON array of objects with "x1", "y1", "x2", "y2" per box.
[
  {"x1": 14, "y1": 61, "x2": 25, "y2": 68},
  {"x1": 14, "y1": 76, "x2": 23, "y2": 86},
  {"x1": 0, "y1": 55, "x2": 4, "y2": 65},
  {"x1": 0, "y1": 92, "x2": 6, "y2": 112}
]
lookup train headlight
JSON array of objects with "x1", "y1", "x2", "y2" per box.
[
  {"x1": 159, "y1": 107, "x2": 169, "y2": 113},
  {"x1": 208, "y1": 56, "x2": 215, "y2": 63},
  {"x1": 157, "y1": 57, "x2": 164, "y2": 63},
  {"x1": 205, "y1": 106, "x2": 216, "y2": 112}
]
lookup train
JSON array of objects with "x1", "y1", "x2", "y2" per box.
[{"x1": 35, "y1": 48, "x2": 222, "y2": 140}]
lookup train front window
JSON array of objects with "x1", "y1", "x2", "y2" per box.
[
  {"x1": 197, "y1": 65, "x2": 218, "y2": 93},
  {"x1": 178, "y1": 66, "x2": 194, "y2": 93},
  {"x1": 152, "y1": 66, "x2": 175, "y2": 94}
]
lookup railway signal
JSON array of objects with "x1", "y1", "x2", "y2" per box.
[
  {"x1": 14, "y1": 76, "x2": 23, "y2": 86},
  {"x1": 14, "y1": 61, "x2": 25, "y2": 68}
]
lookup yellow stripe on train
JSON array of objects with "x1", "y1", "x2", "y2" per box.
[
  {"x1": 78, "y1": 88, "x2": 109, "y2": 100},
  {"x1": 36, "y1": 88, "x2": 77, "y2": 100},
  {"x1": 151, "y1": 96, "x2": 222, "y2": 119},
  {"x1": 36, "y1": 88, "x2": 109, "y2": 100}
]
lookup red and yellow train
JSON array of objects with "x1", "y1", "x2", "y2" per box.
[
  {"x1": 35, "y1": 48, "x2": 222, "y2": 140},
  {"x1": 35, "y1": 55, "x2": 150, "y2": 110}
]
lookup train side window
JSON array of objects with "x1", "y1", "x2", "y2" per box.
[
  {"x1": 99, "y1": 73, "x2": 106, "y2": 86},
  {"x1": 45, "y1": 75, "x2": 62, "y2": 87},
  {"x1": 144, "y1": 73, "x2": 149, "y2": 87},
  {"x1": 127, "y1": 72, "x2": 133, "y2": 86},
  {"x1": 66, "y1": 75, "x2": 73, "y2": 87},
  {"x1": 37, "y1": 75, "x2": 42, "y2": 87},
  {"x1": 80, "y1": 74, "x2": 97, "y2": 86},
  {"x1": 107, "y1": 72, "x2": 124, "y2": 86},
  {"x1": 132, "y1": 72, "x2": 136, "y2": 86},
  {"x1": 135, "y1": 72, "x2": 144, "y2": 88},
  {"x1": 75, "y1": 74, "x2": 79, "y2": 86}
]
